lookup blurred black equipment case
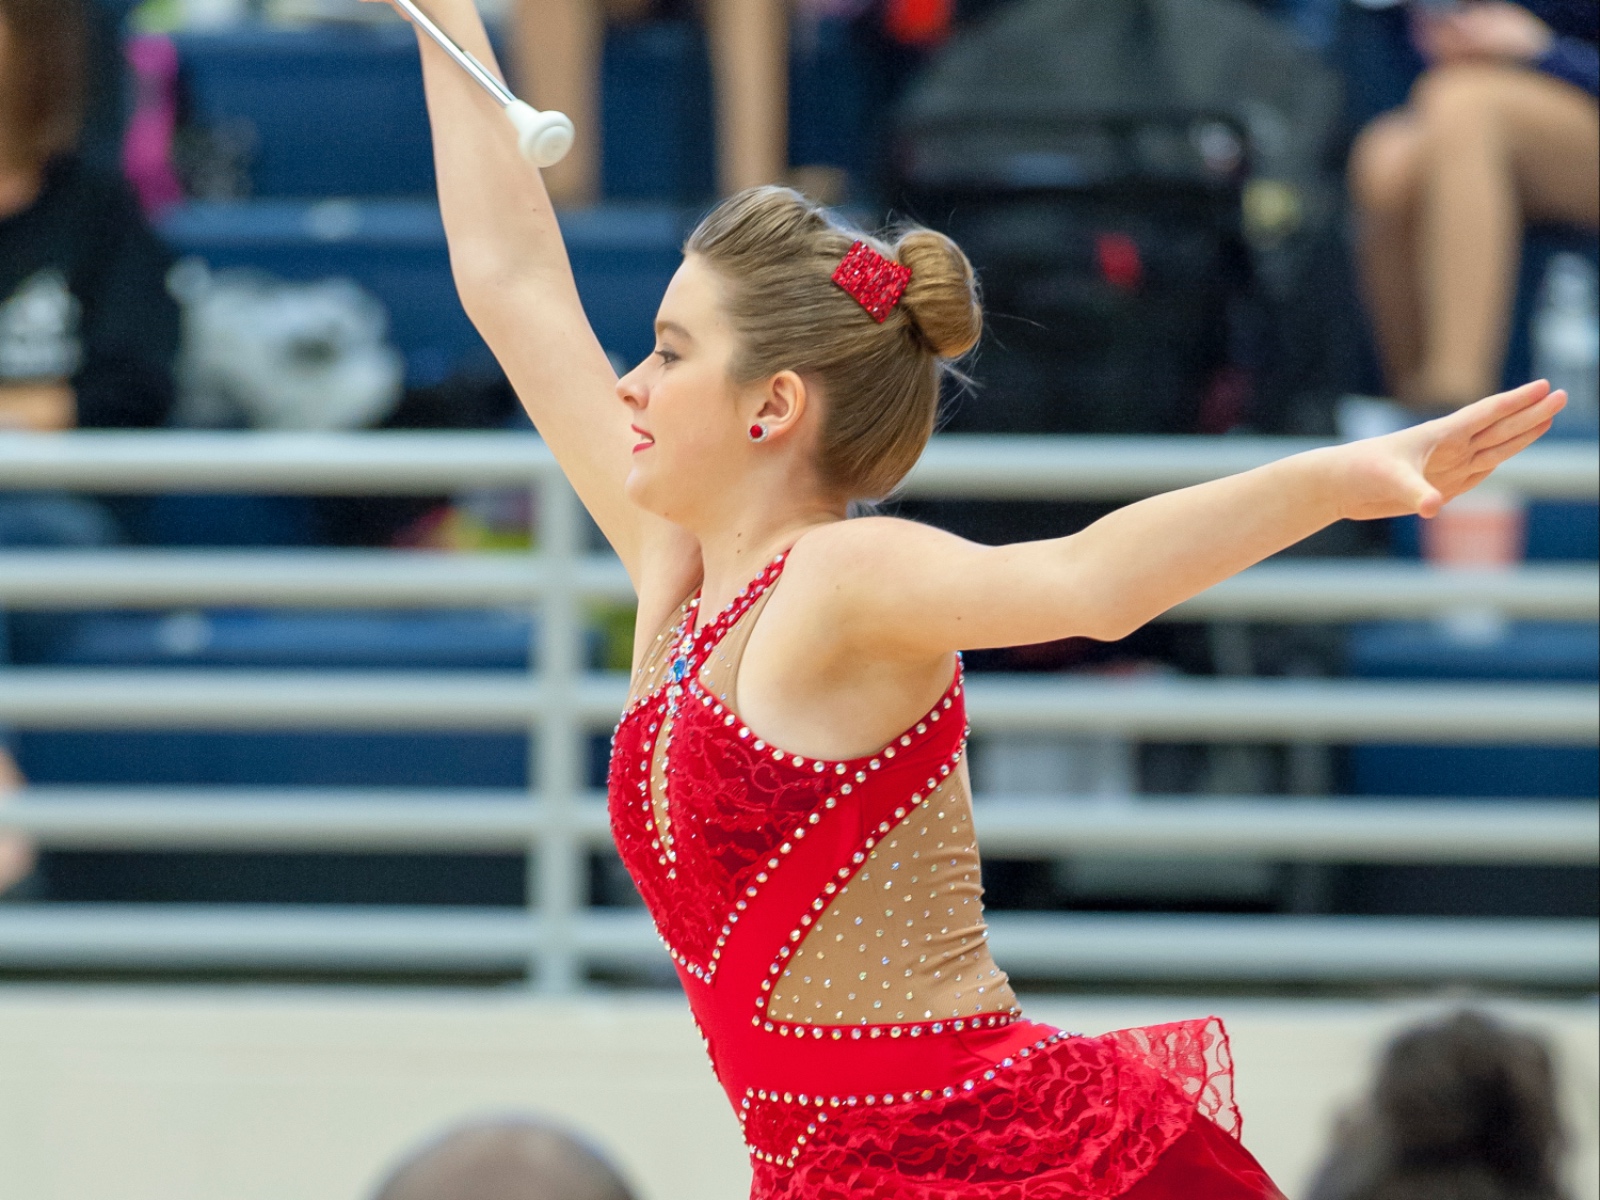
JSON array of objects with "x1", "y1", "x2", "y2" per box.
[{"x1": 894, "y1": 0, "x2": 1346, "y2": 435}]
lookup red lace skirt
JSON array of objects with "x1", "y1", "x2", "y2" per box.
[{"x1": 747, "y1": 1018, "x2": 1285, "y2": 1200}]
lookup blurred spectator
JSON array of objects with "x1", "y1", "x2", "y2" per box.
[
  {"x1": 1306, "y1": 1009, "x2": 1569, "y2": 1200},
  {"x1": 0, "y1": 0, "x2": 180, "y2": 896},
  {"x1": 1347, "y1": 1, "x2": 1598, "y2": 411},
  {"x1": 512, "y1": 0, "x2": 788, "y2": 206},
  {"x1": 0, "y1": 0, "x2": 178, "y2": 431},
  {"x1": 371, "y1": 1117, "x2": 636, "y2": 1200}
]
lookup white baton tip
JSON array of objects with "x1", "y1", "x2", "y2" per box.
[{"x1": 506, "y1": 100, "x2": 575, "y2": 168}]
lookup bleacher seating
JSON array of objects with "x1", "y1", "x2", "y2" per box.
[
  {"x1": 18, "y1": 608, "x2": 613, "y2": 904},
  {"x1": 1340, "y1": 619, "x2": 1598, "y2": 921},
  {"x1": 174, "y1": 24, "x2": 436, "y2": 198},
  {"x1": 173, "y1": 18, "x2": 867, "y2": 205},
  {"x1": 159, "y1": 199, "x2": 689, "y2": 384},
  {"x1": 19, "y1": 13, "x2": 1589, "y2": 925}
]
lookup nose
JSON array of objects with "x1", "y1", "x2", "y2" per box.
[{"x1": 616, "y1": 360, "x2": 648, "y2": 410}]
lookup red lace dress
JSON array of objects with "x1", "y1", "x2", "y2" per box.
[{"x1": 608, "y1": 552, "x2": 1285, "y2": 1200}]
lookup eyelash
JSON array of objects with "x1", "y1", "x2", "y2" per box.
[{"x1": 654, "y1": 348, "x2": 678, "y2": 364}]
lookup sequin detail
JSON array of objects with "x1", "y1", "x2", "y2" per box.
[
  {"x1": 745, "y1": 1020, "x2": 1240, "y2": 1196},
  {"x1": 757, "y1": 749, "x2": 1021, "y2": 1037},
  {"x1": 832, "y1": 241, "x2": 912, "y2": 323}
]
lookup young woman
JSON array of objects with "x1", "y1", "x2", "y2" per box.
[{"x1": 375, "y1": 2, "x2": 1565, "y2": 1194}]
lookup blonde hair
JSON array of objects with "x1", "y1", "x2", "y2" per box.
[{"x1": 686, "y1": 187, "x2": 982, "y2": 501}]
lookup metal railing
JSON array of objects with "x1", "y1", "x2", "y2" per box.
[{"x1": 1, "y1": 431, "x2": 1596, "y2": 988}]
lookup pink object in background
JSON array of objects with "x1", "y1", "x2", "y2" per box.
[
  {"x1": 122, "y1": 34, "x2": 185, "y2": 217},
  {"x1": 1422, "y1": 487, "x2": 1528, "y2": 568}
]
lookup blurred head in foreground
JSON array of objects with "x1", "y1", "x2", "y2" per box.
[
  {"x1": 1308, "y1": 1010, "x2": 1568, "y2": 1200},
  {"x1": 372, "y1": 1117, "x2": 636, "y2": 1200}
]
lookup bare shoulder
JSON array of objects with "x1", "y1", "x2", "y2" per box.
[
  {"x1": 778, "y1": 516, "x2": 985, "y2": 655},
  {"x1": 785, "y1": 515, "x2": 961, "y2": 584}
]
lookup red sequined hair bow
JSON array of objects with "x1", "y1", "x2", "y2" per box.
[{"x1": 832, "y1": 241, "x2": 912, "y2": 323}]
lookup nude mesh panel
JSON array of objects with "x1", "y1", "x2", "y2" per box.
[
  {"x1": 626, "y1": 595, "x2": 695, "y2": 707},
  {"x1": 767, "y1": 765, "x2": 1018, "y2": 1026},
  {"x1": 695, "y1": 585, "x2": 778, "y2": 703}
]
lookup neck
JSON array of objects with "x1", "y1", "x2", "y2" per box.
[{"x1": 690, "y1": 489, "x2": 846, "y2": 620}]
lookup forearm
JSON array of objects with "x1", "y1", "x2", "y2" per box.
[
  {"x1": 1058, "y1": 448, "x2": 1346, "y2": 640},
  {"x1": 0, "y1": 384, "x2": 75, "y2": 432},
  {"x1": 404, "y1": 1, "x2": 640, "y2": 564},
  {"x1": 408, "y1": 1, "x2": 580, "y2": 299}
]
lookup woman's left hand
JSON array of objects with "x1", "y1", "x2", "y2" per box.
[
  {"x1": 1334, "y1": 379, "x2": 1565, "y2": 523},
  {"x1": 1418, "y1": 2, "x2": 1555, "y2": 66}
]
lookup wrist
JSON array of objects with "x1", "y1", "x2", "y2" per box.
[{"x1": 1294, "y1": 444, "x2": 1356, "y2": 525}]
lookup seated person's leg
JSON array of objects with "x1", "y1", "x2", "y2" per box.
[
  {"x1": 513, "y1": 0, "x2": 791, "y2": 204},
  {"x1": 704, "y1": 0, "x2": 788, "y2": 196},
  {"x1": 1409, "y1": 63, "x2": 1600, "y2": 408},
  {"x1": 1349, "y1": 109, "x2": 1428, "y2": 401},
  {"x1": 513, "y1": 0, "x2": 611, "y2": 207}
]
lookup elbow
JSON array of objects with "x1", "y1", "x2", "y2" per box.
[
  {"x1": 1079, "y1": 604, "x2": 1146, "y2": 645},
  {"x1": 453, "y1": 260, "x2": 513, "y2": 321},
  {"x1": 1088, "y1": 619, "x2": 1141, "y2": 645}
]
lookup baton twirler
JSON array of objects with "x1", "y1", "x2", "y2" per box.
[{"x1": 391, "y1": 0, "x2": 575, "y2": 167}]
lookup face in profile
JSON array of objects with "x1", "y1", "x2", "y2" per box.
[{"x1": 616, "y1": 254, "x2": 751, "y2": 523}]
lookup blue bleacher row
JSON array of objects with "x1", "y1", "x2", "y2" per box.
[
  {"x1": 162, "y1": 198, "x2": 687, "y2": 385},
  {"x1": 163, "y1": 18, "x2": 873, "y2": 383},
  {"x1": 175, "y1": 21, "x2": 869, "y2": 206}
]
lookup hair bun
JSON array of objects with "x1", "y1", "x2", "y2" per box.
[{"x1": 893, "y1": 229, "x2": 982, "y2": 359}]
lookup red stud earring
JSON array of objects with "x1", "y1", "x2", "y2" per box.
[{"x1": 748, "y1": 424, "x2": 769, "y2": 443}]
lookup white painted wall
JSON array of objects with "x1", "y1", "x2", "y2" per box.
[{"x1": 0, "y1": 988, "x2": 1593, "y2": 1200}]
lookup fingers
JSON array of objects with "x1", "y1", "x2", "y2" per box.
[
  {"x1": 1470, "y1": 387, "x2": 1566, "y2": 451},
  {"x1": 1457, "y1": 378, "x2": 1551, "y2": 431},
  {"x1": 1472, "y1": 414, "x2": 1556, "y2": 473}
]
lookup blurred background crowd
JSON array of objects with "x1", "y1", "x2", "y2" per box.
[
  {"x1": 0, "y1": 1, "x2": 1593, "y2": 1195},
  {"x1": 0, "y1": 0, "x2": 1593, "y2": 927}
]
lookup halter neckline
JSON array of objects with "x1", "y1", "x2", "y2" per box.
[{"x1": 688, "y1": 549, "x2": 791, "y2": 644}]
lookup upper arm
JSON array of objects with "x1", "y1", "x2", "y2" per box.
[{"x1": 794, "y1": 518, "x2": 1114, "y2": 665}]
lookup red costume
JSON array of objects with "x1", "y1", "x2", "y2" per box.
[{"x1": 609, "y1": 551, "x2": 1284, "y2": 1199}]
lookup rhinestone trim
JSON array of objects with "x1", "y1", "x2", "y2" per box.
[
  {"x1": 750, "y1": 737, "x2": 1018, "y2": 1037},
  {"x1": 669, "y1": 683, "x2": 965, "y2": 985},
  {"x1": 739, "y1": 1029, "x2": 1077, "y2": 1169}
]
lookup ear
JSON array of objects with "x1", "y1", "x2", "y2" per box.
[{"x1": 750, "y1": 370, "x2": 809, "y2": 440}]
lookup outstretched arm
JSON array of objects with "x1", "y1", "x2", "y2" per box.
[
  {"x1": 369, "y1": 0, "x2": 692, "y2": 589},
  {"x1": 819, "y1": 381, "x2": 1566, "y2": 658}
]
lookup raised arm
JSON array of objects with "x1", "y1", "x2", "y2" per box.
[
  {"x1": 815, "y1": 381, "x2": 1567, "y2": 659},
  {"x1": 372, "y1": 0, "x2": 691, "y2": 588}
]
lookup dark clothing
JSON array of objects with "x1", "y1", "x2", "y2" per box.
[
  {"x1": 1527, "y1": 0, "x2": 1600, "y2": 96},
  {"x1": 0, "y1": 155, "x2": 178, "y2": 428}
]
